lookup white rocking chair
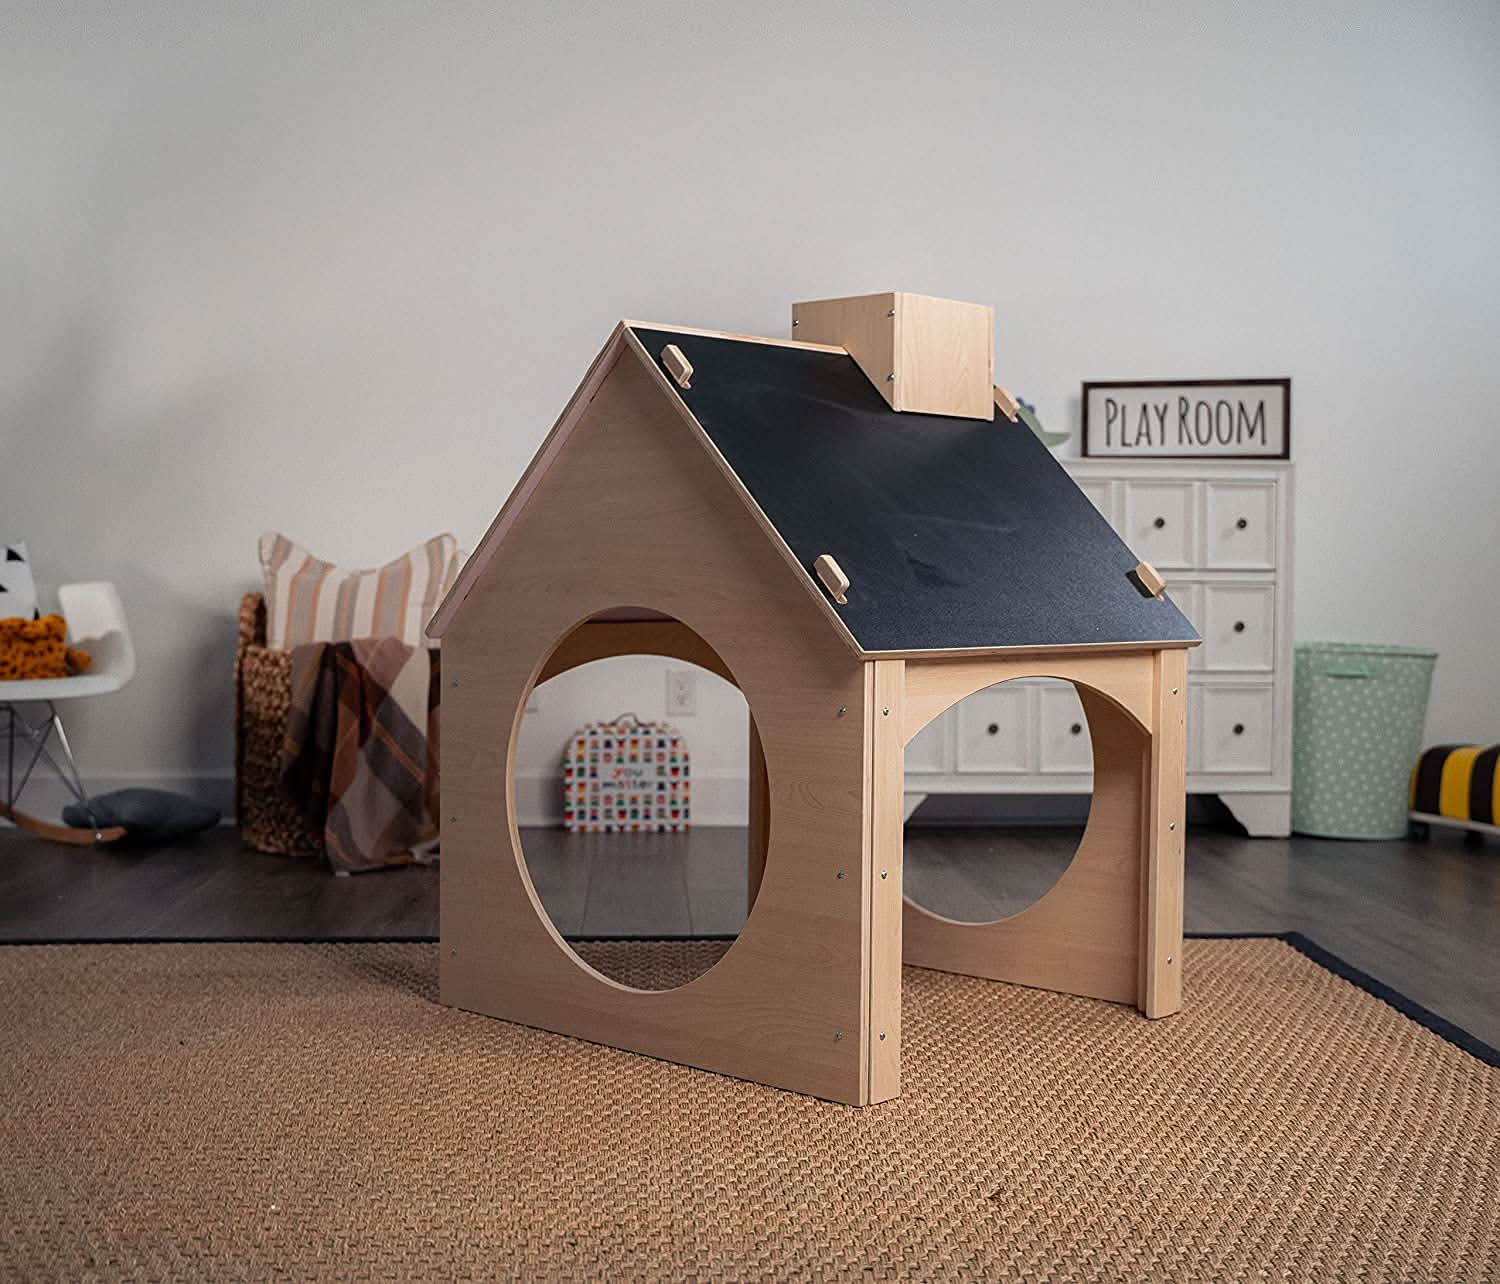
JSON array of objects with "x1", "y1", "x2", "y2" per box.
[{"x1": 0, "y1": 582, "x2": 136, "y2": 845}]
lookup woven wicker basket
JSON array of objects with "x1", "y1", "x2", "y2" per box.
[{"x1": 234, "y1": 593, "x2": 321, "y2": 857}]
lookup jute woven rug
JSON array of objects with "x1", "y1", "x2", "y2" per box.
[{"x1": 1, "y1": 938, "x2": 1496, "y2": 1282}]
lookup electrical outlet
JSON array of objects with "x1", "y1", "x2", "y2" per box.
[{"x1": 666, "y1": 668, "x2": 696, "y2": 716}]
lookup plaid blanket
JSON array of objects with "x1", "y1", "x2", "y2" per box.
[{"x1": 280, "y1": 637, "x2": 440, "y2": 874}]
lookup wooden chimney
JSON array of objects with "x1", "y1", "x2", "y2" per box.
[{"x1": 791, "y1": 291, "x2": 994, "y2": 421}]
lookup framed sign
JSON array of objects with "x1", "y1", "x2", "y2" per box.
[{"x1": 1082, "y1": 379, "x2": 1290, "y2": 459}]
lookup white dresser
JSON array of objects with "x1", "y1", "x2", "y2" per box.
[{"x1": 904, "y1": 460, "x2": 1295, "y2": 837}]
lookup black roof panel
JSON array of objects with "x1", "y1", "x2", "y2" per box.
[{"x1": 632, "y1": 326, "x2": 1198, "y2": 653}]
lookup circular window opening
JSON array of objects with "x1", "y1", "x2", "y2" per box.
[
  {"x1": 904, "y1": 677, "x2": 1092, "y2": 924},
  {"x1": 513, "y1": 614, "x2": 760, "y2": 990}
]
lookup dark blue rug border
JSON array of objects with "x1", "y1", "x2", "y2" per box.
[
  {"x1": 1277, "y1": 930, "x2": 1499, "y2": 1067},
  {"x1": 3, "y1": 930, "x2": 1495, "y2": 1068}
]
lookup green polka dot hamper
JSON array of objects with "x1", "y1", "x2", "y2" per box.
[{"x1": 1292, "y1": 643, "x2": 1437, "y2": 839}]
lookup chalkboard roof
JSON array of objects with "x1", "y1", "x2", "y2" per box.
[
  {"x1": 628, "y1": 325, "x2": 1197, "y2": 655},
  {"x1": 430, "y1": 322, "x2": 1198, "y2": 656}
]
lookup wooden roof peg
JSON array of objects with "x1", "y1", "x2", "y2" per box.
[
  {"x1": 994, "y1": 386, "x2": 1021, "y2": 422},
  {"x1": 814, "y1": 553, "x2": 850, "y2": 604},
  {"x1": 661, "y1": 343, "x2": 693, "y2": 390},
  {"x1": 1133, "y1": 561, "x2": 1167, "y2": 598}
]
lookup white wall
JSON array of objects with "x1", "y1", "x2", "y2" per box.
[{"x1": 4, "y1": 2, "x2": 1498, "y2": 817}]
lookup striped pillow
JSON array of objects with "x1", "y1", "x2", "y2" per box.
[{"x1": 258, "y1": 532, "x2": 461, "y2": 651}]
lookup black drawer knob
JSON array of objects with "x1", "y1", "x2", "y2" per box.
[
  {"x1": 1153, "y1": 516, "x2": 1166, "y2": 529},
  {"x1": 1233, "y1": 620, "x2": 1246, "y2": 633},
  {"x1": 987, "y1": 723, "x2": 999, "y2": 736},
  {"x1": 1233, "y1": 723, "x2": 1245, "y2": 735},
  {"x1": 1236, "y1": 517, "x2": 1249, "y2": 530},
  {"x1": 1070, "y1": 722, "x2": 1083, "y2": 735}
]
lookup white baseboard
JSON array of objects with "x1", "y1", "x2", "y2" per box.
[
  {"x1": 2, "y1": 768, "x2": 751, "y2": 832},
  {"x1": 514, "y1": 768, "x2": 749, "y2": 828},
  {"x1": 4, "y1": 770, "x2": 237, "y2": 827}
]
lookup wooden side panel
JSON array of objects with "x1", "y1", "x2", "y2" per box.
[
  {"x1": 791, "y1": 292, "x2": 899, "y2": 411},
  {"x1": 1140, "y1": 647, "x2": 1188, "y2": 1017},
  {"x1": 442, "y1": 353, "x2": 873, "y2": 1104},
  {"x1": 894, "y1": 292, "x2": 994, "y2": 421},
  {"x1": 864, "y1": 659, "x2": 905, "y2": 1102},
  {"x1": 900, "y1": 652, "x2": 1154, "y2": 1006}
]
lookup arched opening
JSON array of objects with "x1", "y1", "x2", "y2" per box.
[
  {"x1": 512, "y1": 610, "x2": 761, "y2": 990},
  {"x1": 903, "y1": 677, "x2": 1094, "y2": 924}
]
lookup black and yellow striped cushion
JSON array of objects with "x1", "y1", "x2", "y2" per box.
[{"x1": 1410, "y1": 744, "x2": 1500, "y2": 823}]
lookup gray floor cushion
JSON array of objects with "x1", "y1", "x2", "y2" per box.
[{"x1": 63, "y1": 788, "x2": 221, "y2": 842}]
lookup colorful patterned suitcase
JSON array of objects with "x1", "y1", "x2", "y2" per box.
[{"x1": 562, "y1": 713, "x2": 690, "y2": 833}]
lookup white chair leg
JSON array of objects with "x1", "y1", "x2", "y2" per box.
[
  {"x1": 44, "y1": 704, "x2": 91, "y2": 807},
  {"x1": 5, "y1": 704, "x2": 58, "y2": 808},
  {"x1": 0, "y1": 701, "x2": 121, "y2": 843}
]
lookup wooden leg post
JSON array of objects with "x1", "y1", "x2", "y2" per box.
[
  {"x1": 863, "y1": 659, "x2": 905, "y2": 1103},
  {"x1": 1140, "y1": 647, "x2": 1188, "y2": 1017}
]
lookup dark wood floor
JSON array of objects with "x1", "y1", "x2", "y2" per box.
[{"x1": 2, "y1": 822, "x2": 1496, "y2": 1047}]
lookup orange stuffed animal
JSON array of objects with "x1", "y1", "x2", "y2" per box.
[{"x1": 0, "y1": 615, "x2": 91, "y2": 681}]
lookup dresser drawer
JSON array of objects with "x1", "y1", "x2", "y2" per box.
[
  {"x1": 955, "y1": 684, "x2": 1031, "y2": 773},
  {"x1": 1037, "y1": 683, "x2": 1092, "y2": 774},
  {"x1": 1121, "y1": 482, "x2": 1197, "y2": 569},
  {"x1": 1201, "y1": 584, "x2": 1275, "y2": 671},
  {"x1": 1205, "y1": 481, "x2": 1277, "y2": 569},
  {"x1": 1197, "y1": 686, "x2": 1275, "y2": 773}
]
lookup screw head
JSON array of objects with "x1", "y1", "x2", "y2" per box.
[
  {"x1": 836, "y1": 870, "x2": 845, "y2": 880},
  {"x1": 882, "y1": 706, "x2": 889, "y2": 716},
  {"x1": 451, "y1": 679, "x2": 460, "y2": 689},
  {"x1": 1166, "y1": 955, "x2": 1174, "y2": 964},
  {"x1": 834, "y1": 1031, "x2": 843, "y2": 1041},
  {"x1": 886, "y1": 373, "x2": 895, "y2": 381},
  {"x1": 449, "y1": 815, "x2": 460, "y2": 824},
  {"x1": 887, "y1": 308, "x2": 896, "y2": 317},
  {"x1": 1169, "y1": 821, "x2": 1176, "y2": 831},
  {"x1": 879, "y1": 1031, "x2": 887, "y2": 1040},
  {"x1": 792, "y1": 318, "x2": 800, "y2": 326},
  {"x1": 880, "y1": 870, "x2": 887, "y2": 880},
  {"x1": 1172, "y1": 687, "x2": 1179, "y2": 695},
  {"x1": 838, "y1": 706, "x2": 847, "y2": 717}
]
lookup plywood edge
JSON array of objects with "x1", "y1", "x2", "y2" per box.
[
  {"x1": 624, "y1": 318, "x2": 847, "y2": 355},
  {"x1": 617, "y1": 326, "x2": 867, "y2": 661},
  {"x1": 875, "y1": 638, "x2": 1198, "y2": 662},
  {"x1": 428, "y1": 323, "x2": 630, "y2": 638},
  {"x1": 864, "y1": 658, "x2": 904, "y2": 1103},
  {"x1": 1139, "y1": 647, "x2": 1187, "y2": 1017}
]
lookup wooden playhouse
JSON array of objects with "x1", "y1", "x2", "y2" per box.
[{"x1": 426, "y1": 292, "x2": 1199, "y2": 1106}]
